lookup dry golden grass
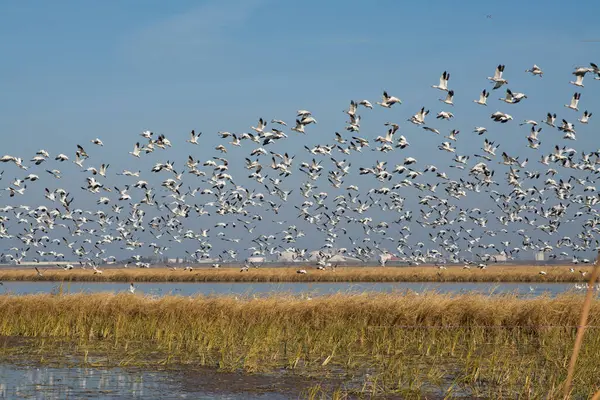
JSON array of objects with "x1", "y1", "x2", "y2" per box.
[
  {"x1": 1, "y1": 291, "x2": 600, "y2": 397},
  {"x1": 0, "y1": 264, "x2": 595, "y2": 283}
]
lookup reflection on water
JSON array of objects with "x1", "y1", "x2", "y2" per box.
[
  {"x1": 0, "y1": 364, "x2": 176, "y2": 399},
  {"x1": 0, "y1": 281, "x2": 590, "y2": 297},
  {"x1": 0, "y1": 364, "x2": 296, "y2": 399}
]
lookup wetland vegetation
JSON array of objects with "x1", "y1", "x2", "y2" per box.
[
  {"x1": 1, "y1": 291, "x2": 600, "y2": 398},
  {"x1": 0, "y1": 265, "x2": 596, "y2": 283}
]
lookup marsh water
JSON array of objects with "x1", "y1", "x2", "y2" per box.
[
  {"x1": 0, "y1": 362, "x2": 320, "y2": 399},
  {"x1": 0, "y1": 281, "x2": 591, "y2": 297}
]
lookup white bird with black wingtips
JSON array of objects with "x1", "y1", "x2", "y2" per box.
[
  {"x1": 432, "y1": 71, "x2": 450, "y2": 91},
  {"x1": 564, "y1": 92, "x2": 581, "y2": 111},
  {"x1": 473, "y1": 89, "x2": 489, "y2": 106},
  {"x1": 579, "y1": 110, "x2": 592, "y2": 124}
]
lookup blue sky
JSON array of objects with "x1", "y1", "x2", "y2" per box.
[
  {"x1": 1, "y1": 0, "x2": 598, "y2": 148},
  {"x1": 0, "y1": 0, "x2": 599, "y2": 260}
]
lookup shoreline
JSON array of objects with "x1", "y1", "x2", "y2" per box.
[{"x1": 0, "y1": 265, "x2": 596, "y2": 283}]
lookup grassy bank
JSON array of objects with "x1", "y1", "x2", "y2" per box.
[
  {"x1": 0, "y1": 265, "x2": 596, "y2": 283},
  {"x1": 1, "y1": 292, "x2": 599, "y2": 398}
]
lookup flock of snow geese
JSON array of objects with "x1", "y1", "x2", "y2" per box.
[{"x1": 1, "y1": 62, "x2": 600, "y2": 274}]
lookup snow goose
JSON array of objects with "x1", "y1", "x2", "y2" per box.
[
  {"x1": 301, "y1": 115, "x2": 317, "y2": 125},
  {"x1": 334, "y1": 132, "x2": 347, "y2": 144},
  {"x1": 499, "y1": 88, "x2": 518, "y2": 104},
  {"x1": 36, "y1": 149, "x2": 49, "y2": 158},
  {"x1": 98, "y1": 164, "x2": 109, "y2": 177},
  {"x1": 436, "y1": 111, "x2": 454, "y2": 120},
  {"x1": 73, "y1": 153, "x2": 85, "y2": 168},
  {"x1": 528, "y1": 126, "x2": 542, "y2": 142},
  {"x1": 445, "y1": 129, "x2": 459, "y2": 141},
  {"x1": 578, "y1": 110, "x2": 592, "y2": 124},
  {"x1": 409, "y1": 107, "x2": 429, "y2": 125},
  {"x1": 488, "y1": 64, "x2": 507, "y2": 89},
  {"x1": 187, "y1": 130, "x2": 201, "y2": 144},
  {"x1": 558, "y1": 119, "x2": 576, "y2": 134},
  {"x1": 527, "y1": 137, "x2": 541, "y2": 149},
  {"x1": 129, "y1": 142, "x2": 141, "y2": 158},
  {"x1": 525, "y1": 64, "x2": 543, "y2": 77},
  {"x1": 423, "y1": 126, "x2": 441, "y2": 135},
  {"x1": 46, "y1": 169, "x2": 61, "y2": 179},
  {"x1": 563, "y1": 131, "x2": 576, "y2": 141},
  {"x1": 510, "y1": 90, "x2": 527, "y2": 103},
  {"x1": 230, "y1": 134, "x2": 241, "y2": 147},
  {"x1": 344, "y1": 100, "x2": 357, "y2": 116},
  {"x1": 375, "y1": 129, "x2": 395, "y2": 144},
  {"x1": 438, "y1": 142, "x2": 455, "y2": 152},
  {"x1": 482, "y1": 138, "x2": 498, "y2": 156},
  {"x1": 76, "y1": 144, "x2": 88, "y2": 158},
  {"x1": 291, "y1": 119, "x2": 305, "y2": 134},
  {"x1": 490, "y1": 111, "x2": 513, "y2": 123},
  {"x1": 440, "y1": 89, "x2": 454, "y2": 106},
  {"x1": 359, "y1": 100, "x2": 373, "y2": 109},
  {"x1": 432, "y1": 71, "x2": 450, "y2": 91},
  {"x1": 395, "y1": 135, "x2": 410, "y2": 149},
  {"x1": 519, "y1": 120, "x2": 538, "y2": 126},
  {"x1": 570, "y1": 72, "x2": 585, "y2": 87},
  {"x1": 543, "y1": 112, "x2": 557, "y2": 127},
  {"x1": 377, "y1": 91, "x2": 401, "y2": 108},
  {"x1": 564, "y1": 92, "x2": 581, "y2": 111},
  {"x1": 251, "y1": 118, "x2": 267, "y2": 133},
  {"x1": 30, "y1": 155, "x2": 46, "y2": 165},
  {"x1": 473, "y1": 89, "x2": 489, "y2": 105}
]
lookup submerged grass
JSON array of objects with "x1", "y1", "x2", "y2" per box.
[
  {"x1": 0, "y1": 264, "x2": 596, "y2": 283},
  {"x1": 1, "y1": 291, "x2": 600, "y2": 398}
]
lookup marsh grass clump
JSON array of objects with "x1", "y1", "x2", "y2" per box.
[
  {"x1": 1, "y1": 292, "x2": 600, "y2": 397},
  {"x1": 0, "y1": 265, "x2": 595, "y2": 283}
]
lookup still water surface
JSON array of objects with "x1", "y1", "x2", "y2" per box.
[
  {"x1": 0, "y1": 281, "x2": 589, "y2": 297},
  {"x1": 0, "y1": 363, "x2": 303, "y2": 399}
]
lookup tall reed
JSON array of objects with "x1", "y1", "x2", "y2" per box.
[{"x1": 563, "y1": 250, "x2": 600, "y2": 399}]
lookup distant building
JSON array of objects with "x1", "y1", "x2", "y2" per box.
[
  {"x1": 379, "y1": 253, "x2": 393, "y2": 265},
  {"x1": 10, "y1": 261, "x2": 76, "y2": 266},
  {"x1": 307, "y1": 250, "x2": 361, "y2": 263},
  {"x1": 534, "y1": 251, "x2": 545, "y2": 262},
  {"x1": 246, "y1": 256, "x2": 266, "y2": 264},
  {"x1": 494, "y1": 253, "x2": 508, "y2": 262},
  {"x1": 196, "y1": 258, "x2": 219, "y2": 264},
  {"x1": 329, "y1": 254, "x2": 361, "y2": 263},
  {"x1": 278, "y1": 251, "x2": 298, "y2": 262}
]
